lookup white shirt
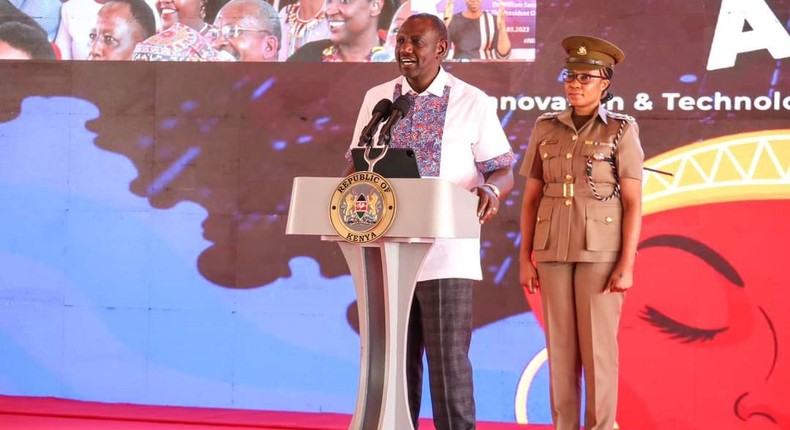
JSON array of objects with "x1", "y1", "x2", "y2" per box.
[
  {"x1": 55, "y1": 0, "x2": 103, "y2": 60},
  {"x1": 349, "y1": 68, "x2": 512, "y2": 281}
]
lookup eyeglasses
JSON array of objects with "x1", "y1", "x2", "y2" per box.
[
  {"x1": 562, "y1": 70, "x2": 606, "y2": 84},
  {"x1": 203, "y1": 24, "x2": 271, "y2": 41}
]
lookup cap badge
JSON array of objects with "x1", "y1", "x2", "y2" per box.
[{"x1": 576, "y1": 46, "x2": 587, "y2": 56}]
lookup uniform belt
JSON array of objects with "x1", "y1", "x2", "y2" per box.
[{"x1": 543, "y1": 182, "x2": 617, "y2": 198}]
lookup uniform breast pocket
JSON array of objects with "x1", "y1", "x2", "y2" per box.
[
  {"x1": 581, "y1": 144, "x2": 616, "y2": 183},
  {"x1": 584, "y1": 202, "x2": 622, "y2": 252},
  {"x1": 539, "y1": 141, "x2": 561, "y2": 181},
  {"x1": 533, "y1": 202, "x2": 554, "y2": 251}
]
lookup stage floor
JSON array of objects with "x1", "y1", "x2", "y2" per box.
[{"x1": 0, "y1": 395, "x2": 548, "y2": 429}]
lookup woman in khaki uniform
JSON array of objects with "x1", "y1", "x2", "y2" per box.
[{"x1": 519, "y1": 35, "x2": 643, "y2": 430}]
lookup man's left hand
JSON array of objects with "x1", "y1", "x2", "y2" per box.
[{"x1": 475, "y1": 185, "x2": 499, "y2": 224}]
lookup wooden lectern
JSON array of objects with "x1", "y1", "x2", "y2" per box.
[{"x1": 285, "y1": 177, "x2": 480, "y2": 430}]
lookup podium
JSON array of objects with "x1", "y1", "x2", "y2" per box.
[{"x1": 285, "y1": 177, "x2": 480, "y2": 430}]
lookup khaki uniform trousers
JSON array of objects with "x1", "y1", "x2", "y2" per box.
[{"x1": 537, "y1": 261, "x2": 623, "y2": 430}]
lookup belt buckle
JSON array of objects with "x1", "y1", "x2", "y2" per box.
[
  {"x1": 562, "y1": 182, "x2": 574, "y2": 198},
  {"x1": 562, "y1": 182, "x2": 574, "y2": 206}
]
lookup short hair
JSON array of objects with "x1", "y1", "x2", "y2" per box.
[
  {"x1": 218, "y1": 0, "x2": 281, "y2": 42},
  {"x1": 406, "y1": 13, "x2": 448, "y2": 41},
  {"x1": 0, "y1": 21, "x2": 55, "y2": 59},
  {"x1": 104, "y1": 0, "x2": 156, "y2": 39}
]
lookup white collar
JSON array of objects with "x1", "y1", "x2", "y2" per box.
[{"x1": 400, "y1": 67, "x2": 449, "y2": 97}]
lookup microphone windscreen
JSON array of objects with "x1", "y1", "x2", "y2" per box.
[
  {"x1": 373, "y1": 98, "x2": 393, "y2": 118},
  {"x1": 391, "y1": 95, "x2": 412, "y2": 116}
]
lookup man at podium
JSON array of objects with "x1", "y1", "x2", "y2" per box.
[{"x1": 345, "y1": 13, "x2": 514, "y2": 430}]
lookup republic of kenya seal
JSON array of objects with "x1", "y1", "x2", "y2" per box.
[{"x1": 329, "y1": 171, "x2": 396, "y2": 243}]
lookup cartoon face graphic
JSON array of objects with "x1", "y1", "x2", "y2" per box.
[{"x1": 618, "y1": 199, "x2": 790, "y2": 429}]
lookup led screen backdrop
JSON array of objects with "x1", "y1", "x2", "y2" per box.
[
  {"x1": 1, "y1": 0, "x2": 789, "y2": 428},
  {"x1": 2, "y1": 0, "x2": 536, "y2": 61}
]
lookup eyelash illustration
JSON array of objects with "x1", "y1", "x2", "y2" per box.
[{"x1": 640, "y1": 306, "x2": 728, "y2": 344}]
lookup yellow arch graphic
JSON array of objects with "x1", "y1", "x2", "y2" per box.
[{"x1": 643, "y1": 129, "x2": 790, "y2": 215}]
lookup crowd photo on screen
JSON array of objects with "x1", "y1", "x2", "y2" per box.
[{"x1": 0, "y1": 0, "x2": 536, "y2": 61}]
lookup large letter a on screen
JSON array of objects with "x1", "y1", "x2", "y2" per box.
[{"x1": 707, "y1": 0, "x2": 790, "y2": 70}]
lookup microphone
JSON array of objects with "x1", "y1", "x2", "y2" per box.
[
  {"x1": 358, "y1": 99, "x2": 393, "y2": 147},
  {"x1": 375, "y1": 95, "x2": 412, "y2": 147}
]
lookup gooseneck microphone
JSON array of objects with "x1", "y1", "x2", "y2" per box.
[
  {"x1": 358, "y1": 99, "x2": 393, "y2": 147},
  {"x1": 375, "y1": 95, "x2": 412, "y2": 147}
]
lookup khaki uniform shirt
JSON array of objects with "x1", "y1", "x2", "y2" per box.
[{"x1": 519, "y1": 105, "x2": 644, "y2": 263}]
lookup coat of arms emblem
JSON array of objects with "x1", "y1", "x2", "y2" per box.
[{"x1": 330, "y1": 171, "x2": 397, "y2": 243}]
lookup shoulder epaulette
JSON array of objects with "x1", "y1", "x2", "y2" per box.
[
  {"x1": 606, "y1": 111, "x2": 636, "y2": 123},
  {"x1": 537, "y1": 111, "x2": 561, "y2": 121}
]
